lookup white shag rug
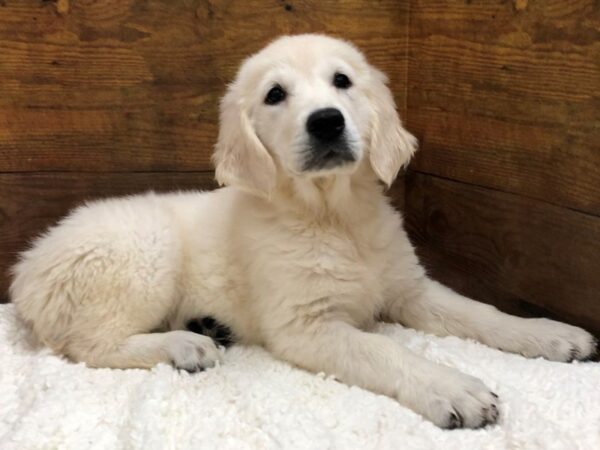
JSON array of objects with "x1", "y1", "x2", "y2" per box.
[{"x1": 1, "y1": 304, "x2": 599, "y2": 450}]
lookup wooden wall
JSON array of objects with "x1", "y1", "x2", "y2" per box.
[
  {"x1": 0, "y1": 0, "x2": 408, "y2": 299},
  {"x1": 404, "y1": 0, "x2": 600, "y2": 336},
  {"x1": 1, "y1": 1, "x2": 598, "y2": 338}
]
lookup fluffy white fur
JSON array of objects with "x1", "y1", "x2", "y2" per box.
[{"x1": 10, "y1": 34, "x2": 596, "y2": 429}]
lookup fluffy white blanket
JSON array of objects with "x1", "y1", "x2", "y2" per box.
[{"x1": 1, "y1": 304, "x2": 598, "y2": 449}]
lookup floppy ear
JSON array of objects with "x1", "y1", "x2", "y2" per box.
[
  {"x1": 368, "y1": 68, "x2": 417, "y2": 188},
  {"x1": 212, "y1": 87, "x2": 277, "y2": 198}
]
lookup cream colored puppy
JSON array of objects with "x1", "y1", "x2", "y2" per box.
[{"x1": 11, "y1": 35, "x2": 596, "y2": 429}]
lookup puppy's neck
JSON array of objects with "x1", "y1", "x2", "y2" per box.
[{"x1": 272, "y1": 167, "x2": 387, "y2": 226}]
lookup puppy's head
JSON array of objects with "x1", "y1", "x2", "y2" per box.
[{"x1": 213, "y1": 34, "x2": 416, "y2": 198}]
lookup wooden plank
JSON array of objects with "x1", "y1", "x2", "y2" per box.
[
  {"x1": 0, "y1": 171, "x2": 217, "y2": 301},
  {"x1": 0, "y1": 0, "x2": 409, "y2": 172},
  {"x1": 404, "y1": 171, "x2": 600, "y2": 337},
  {"x1": 406, "y1": 0, "x2": 600, "y2": 215}
]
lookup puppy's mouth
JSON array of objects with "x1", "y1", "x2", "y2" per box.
[{"x1": 302, "y1": 137, "x2": 356, "y2": 172}]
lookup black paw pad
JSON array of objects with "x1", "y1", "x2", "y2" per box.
[
  {"x1": 584, "y1": 338, "x2": 599, "y2": 362},
  {"x1": 480, "y1": 404, "x2": 499, "y2": 428},
  {"x1": 186, "y1": 316, "x2": 235, "y2": 347},
  {"x1": 446, "y1": 410, "x2": 463, "y2": 429},
  {"x1": 489, "y1": 404, "x2": 499, "y2": 421},
  {"x1": 170, "y1": 359, "x2": 206, "y2": 374},
  {"x1": 181, "y1": 364, "x2": 205, "y2": 374},
  {"x1": 201, "y1": 317, "x2": 216, "y2": 329},
  {"x1": 568, "y1": 347, "x2": 580, "y2": 362}
]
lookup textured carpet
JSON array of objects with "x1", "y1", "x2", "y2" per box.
[{"x1": 1, "y1": 304, "x2": 599, "y2": 450}]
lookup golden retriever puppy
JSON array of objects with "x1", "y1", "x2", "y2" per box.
[{"x1": 11, "y1": 34, "x2": 596, "y2": 429}]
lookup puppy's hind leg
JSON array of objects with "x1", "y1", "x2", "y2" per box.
[
  {"x1": 12, "y1": 198, "x2": 223, "y2": 372},
  {"x1": 58, "y1": 257, "x2": 223, "y2": 371},
  {"x1": 71, "y1": 330, "x2": 222, "y2": 372}
]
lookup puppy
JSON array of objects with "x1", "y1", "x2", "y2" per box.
[{"x1": 11, "y1": 34, "x2": 596, "y2": 429}]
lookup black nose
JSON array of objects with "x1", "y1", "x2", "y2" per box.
[{"x1": 306, "y1": 108, "x2": 345, "y2": 142}]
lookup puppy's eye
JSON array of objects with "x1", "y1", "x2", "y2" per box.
[
  {"x1": 333, "y1": 72, "x2": 352, "y2": 89},
  {"x1": 264, "y1": 85, "x2": 286, "y2": 105}
]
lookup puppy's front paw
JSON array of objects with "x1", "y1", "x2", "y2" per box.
[
  {"x1": 166, "y1": 330, "x2": 222, "y2": 372},
  {"x1": 411, "y1": 368, "x2": 500, "y2": 429},
  {"x1": 520, "y1": 318, "x2": 597, "y2": 362}
]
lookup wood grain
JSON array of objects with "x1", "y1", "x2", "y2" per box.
[
  {"x1": 0, "y1": 171, "x2": 216, "y2": 301},
  {"x1": 404, "y1": 171, "x2": 600, "y2": 337},
  {"x1": 406, "y1": 0, "x2": 600, "y2": 215},
  {"x1": 0, "y1": 0, "x2": 409, "y2": 172}
]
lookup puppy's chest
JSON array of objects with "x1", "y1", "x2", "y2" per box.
[
  {"x1": 289, "y1": 227, "x2": 386, "y2": 324},
  {"x1": 303, "y1": 231, "x2": 378, "y2": 275},
  {"x1": 245, "y1": 217, "x2": 391, "y2": 328},
  {"x1": 281, "y1": 225, "x2": 386, "y2": 296}
]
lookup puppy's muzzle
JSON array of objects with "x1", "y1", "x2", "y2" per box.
[{"x1": 304, "y1": 107, "x2": 355, "y2": 171}]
